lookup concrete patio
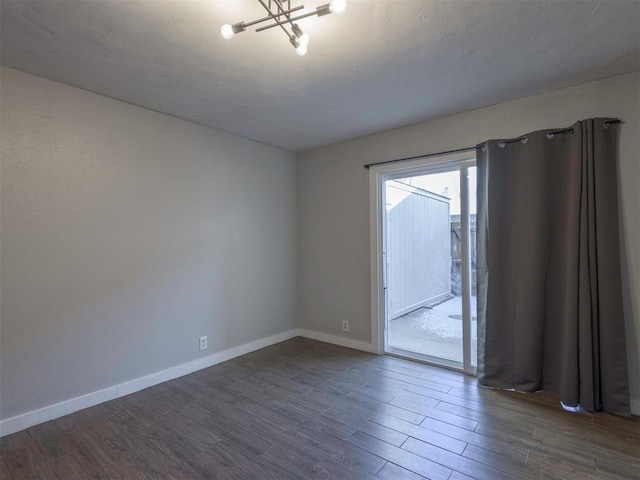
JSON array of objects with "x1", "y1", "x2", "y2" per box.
[{"x1": 388, "y1": 295, "x2": 477, "y2": 364}]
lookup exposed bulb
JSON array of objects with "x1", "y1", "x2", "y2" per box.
[
  {"x1": 292, "y1": 24, "x2": 310, "y2": 47},
  {"x1": 329, "y1": 0, "x2": 346, "y2": 14},
  {"x1": 296, "y1": 44, "x2": 308, "y2": 56},
  {"x1": 298, "y1": 32, "x2": 310, "y2": 47},
  {"x1": 220, "y1": 24, "x2": 234, "y2": 39}
]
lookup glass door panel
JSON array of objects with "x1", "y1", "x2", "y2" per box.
[{"x1": 383, "y1": 162, "x2": 476, "y2": 371}]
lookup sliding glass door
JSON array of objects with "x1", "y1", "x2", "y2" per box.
[{"x1": 380, "y1": 159, "x2": 476, "y2": 373}]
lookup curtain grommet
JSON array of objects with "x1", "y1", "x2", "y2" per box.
[
  {"x1": 498, "y1": 141, "x2": 506, "y2": 149},
  {"x1": 521, "y1": 136, "x2": 528, "y2": 144},
  {"x1": 546, "y1": 132, "x2": 555, "y2": 139}
]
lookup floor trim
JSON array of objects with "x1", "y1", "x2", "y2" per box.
[
  {"x1": 0, "y1": 328, "x2": 378, "y2": 437},
  {"x1": 297, "y1": 329, "x2": 377, "y2": 354},
  {"x1": 0, "y1": 329, "x2": 300, "y2": 437},
  {"x1": 3, "y1": 330, "x2": 634, "y2": 436}
]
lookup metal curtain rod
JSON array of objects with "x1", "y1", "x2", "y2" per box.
[
  {"x1": 363, "y1": 119, "x2": 622, "y2": 170},
  {"x1": 363, "y1": 146, "x2": 476, "y2": 170},
  {"x1": 493, "y1": 118, "x2": 623, "y2": 149}
]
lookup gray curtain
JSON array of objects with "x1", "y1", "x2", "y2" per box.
[{"x1": 476, "y1": 118, "x2": 630, "y2": 416}]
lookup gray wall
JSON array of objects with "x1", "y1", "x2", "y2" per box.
[
  {"x1": 0, "y1": 67, "x2": 297, "y2": 420},
  {"x1": 297, "y1": 71, "x2": 640, "y2": 410}
]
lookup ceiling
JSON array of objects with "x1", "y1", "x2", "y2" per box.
[{"x1": 1, "y1": 1, "x2": 639, "y2": 152}]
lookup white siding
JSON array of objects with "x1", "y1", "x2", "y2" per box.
[{"x1": 386, "y1": 181, "x2": 451, "y2": 319}]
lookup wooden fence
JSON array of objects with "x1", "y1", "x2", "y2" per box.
[{"x1": 450, "y1": 214, "x2": 477, "y2": 296}]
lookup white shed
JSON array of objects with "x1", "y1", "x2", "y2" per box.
[{"x1": 386, "y1": 180, "x2": 451, "y2": 320}]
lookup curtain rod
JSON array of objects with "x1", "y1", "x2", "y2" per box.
[
  {"x1": 363, "y1": 119, "x2": 622, "y2": 170},
  {"x1": 363, "y1": 146, "x2": 475, "y2": 170}
]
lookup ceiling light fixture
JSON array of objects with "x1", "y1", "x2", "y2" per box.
[{"x1": 220, "y1": 0, "x2": 346, "y2": 56}]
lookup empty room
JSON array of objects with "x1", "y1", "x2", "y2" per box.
[{"x1": 1, "y1": 0, "x2": 639, "y2": 479}]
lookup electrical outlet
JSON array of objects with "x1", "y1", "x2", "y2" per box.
[
  {"x1": 199, "y1": 336, "x2": 208, "y2": 351},
  {"x1": 342, "y1": 321, "x2": 350, "y2": 332}
]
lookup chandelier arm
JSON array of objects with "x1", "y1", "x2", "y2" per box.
[
  {"x1": 255, "y1": 9, "x2": 320, "y2": 33},
  {"x1": 271, "y1": 0, "x2": 296, "y2": 29},
  {"x1": 256, "y1": 0, "x2": 295, "y2": 40},
  {"x1": 243, "y1": 5, "x2": 304, "y2": 28}
]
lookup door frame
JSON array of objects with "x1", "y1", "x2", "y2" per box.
[{"x1": 369, "y1": 150, "x2": 476, "y2": 375}]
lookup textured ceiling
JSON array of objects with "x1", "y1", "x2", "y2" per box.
[{"x1": 1, "y1": 0, "x2": 639, "y2": 151}]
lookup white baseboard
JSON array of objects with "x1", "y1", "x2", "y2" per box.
[
  {"x1": 0, "y1": 386, "x2": 120, "y2": 439},
  {"x1": 3, "y1": 327, "x2": 632, "y2": 437},
  {"x1": 0, "y1": 329, "x2": 299, "y2": 437},
  {"x1": 296, "y1": 328, "x2": 377, "y2": 353},
  {"x1": 0, "y1": 328, "x2": 375, "y2": 437}
]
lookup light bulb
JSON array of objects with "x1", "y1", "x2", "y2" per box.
[
  {"x1": 329, "y1": 0, "x2": 346, "y2": 14},
  {"x1": 220, "y1": 24, "x2": 234, "y2": 40},
  {"x1": 296, "y1": 44, "x2": 308, "y2": 56},
  {"x1": 292, "y1": 24, "x2": 310, "y2": 47},
  {"x1": 298, "y1": 32, "x2": 310, "y2": 47}
]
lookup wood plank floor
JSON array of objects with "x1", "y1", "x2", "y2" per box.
[{"x1": 1, "y1": 337, "x2": 638, "y2": 479}]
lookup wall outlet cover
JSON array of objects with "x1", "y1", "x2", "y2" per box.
[{"x1": 199, "y1": 336, "x2": 208, "y2": 351}]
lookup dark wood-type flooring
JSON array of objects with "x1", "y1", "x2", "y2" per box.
[{"x1": 1, "y1": 338, "x2": 638, "y2": 479}]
